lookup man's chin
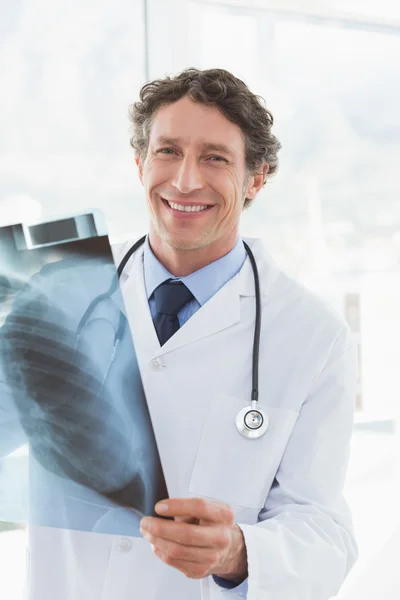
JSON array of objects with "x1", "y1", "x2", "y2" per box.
[
  {"x1": 166, "y1": 237, "x2": 204, "y2": 251},
  {"x1": 154, "y1": 225, "x2": 212, "y2": 252}
]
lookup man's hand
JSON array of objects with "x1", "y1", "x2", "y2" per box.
[{"x1": 140, "y1": 498, "x2": 248, "y2": 583}]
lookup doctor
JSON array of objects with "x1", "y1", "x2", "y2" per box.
[
  {"x1": 105, "y1": 67, "x2": 357, "y2": 598},
  {"x1": 1, "y1": 66, "x2": 358, "y2": 600}
]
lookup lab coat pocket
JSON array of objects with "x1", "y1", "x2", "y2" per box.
[{"x1": 189, "y1": 394, "x2": 299, "y2": 510}]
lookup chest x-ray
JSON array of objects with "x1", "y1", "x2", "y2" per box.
[{"x1": 0, "y1": 213, "x2": 168, "y2": 537}]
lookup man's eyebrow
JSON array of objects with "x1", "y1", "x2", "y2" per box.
[
  {"x1": 154, "y1": 136, "x2": 236, "y2": 158},
  {"x1": 154, "y1": 136, "x2": 182, "y2": 146},
  {"x1": 201, "y1": 142, "x2": 236, "y2": 158}
]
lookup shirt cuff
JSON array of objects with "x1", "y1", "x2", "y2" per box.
[{"x1": 212, "y1": 575, "x2": 249, "y2": 594}]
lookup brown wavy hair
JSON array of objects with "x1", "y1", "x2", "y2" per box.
[{"x1": 129, "y1": 68, "x2": 281, "y2": 207}]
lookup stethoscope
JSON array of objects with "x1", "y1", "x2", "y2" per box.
[{"x1": 76, "y1": 235, "x2": 269, "y2": 440}]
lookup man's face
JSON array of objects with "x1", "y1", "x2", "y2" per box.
[{"x1": 136, "y1": 96, "x2": 264, "y2": 255}]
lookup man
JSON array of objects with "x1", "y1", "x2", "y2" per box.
[{"x1": 1, "y1": 68, "x2": 358, "y2": 600}]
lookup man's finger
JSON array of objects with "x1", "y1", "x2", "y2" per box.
[
  {"x1": 140, "y1": 517, "x2": 231, "y2": 549},
  {"x1": 154, "y1": 498, "x2": 235, "y2": 525},
  {"x1": 144, "y1": 533, "x2": 221, "y2": 565}
]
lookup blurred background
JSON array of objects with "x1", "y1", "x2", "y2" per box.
[{"x1": 1, "y1": 0, "x2": 400, "y2": 598}]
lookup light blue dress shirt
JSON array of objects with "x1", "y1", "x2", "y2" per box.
[
  {"x1": 143, "y1": 236, "x2": 247, "y2": 323},
  {"x1": 143, "y1": 235, "x2": 249, "y2": 595}
]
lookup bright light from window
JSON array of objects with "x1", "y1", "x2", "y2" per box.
[
  {"x1": 328, "y1": 0, "x2": 400, "y2": 19},
  {"x1": 0, "y1": 194, "x2": 42, "y2": 226}
]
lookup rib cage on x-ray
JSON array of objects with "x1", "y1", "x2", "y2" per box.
[{"x1": 0, "y1": 284, "x2": 148, "y2": 511}]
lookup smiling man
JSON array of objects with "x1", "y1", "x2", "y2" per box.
[{"x1": 107, "y1": 68, "x2": 358, "y2": 599}]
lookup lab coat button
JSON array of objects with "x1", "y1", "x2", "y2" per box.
[
  {"x1": 152, "y1": 358, "x2": 165, "y2": 370},
  {"x1": 116, "y1": 537, "x2": 132, "y2": 553}
]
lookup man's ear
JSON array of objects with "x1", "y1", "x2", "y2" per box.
[
  {"x1": 135, "y1": 155, "x2": 144, "y2": 185},
  {"x1": 245, "y1": 163, "x2": 270, "y2": 201}
]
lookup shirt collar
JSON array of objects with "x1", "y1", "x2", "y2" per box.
[{"x1": 143, "y1": 236, "x2": 247, "y2": 306}]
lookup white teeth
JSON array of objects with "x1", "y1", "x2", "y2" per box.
[{"x1": 168, "y1": 202, "x2": 208, "y2": 212}]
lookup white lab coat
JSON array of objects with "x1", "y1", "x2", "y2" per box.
[{"x1": 5, "y1": 237, "x2": 358, "y2": 600}]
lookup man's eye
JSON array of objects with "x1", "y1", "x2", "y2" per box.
[
  {"x1": 208, "y1": 155, "x2": 226, "y2": 162},
  {"x1": 157, "y1": 148, "x2": 176, "y2": 155}
]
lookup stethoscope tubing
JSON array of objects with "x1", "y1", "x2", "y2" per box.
[{"x1": 76, "y1": 235, "x2": 264, "y2": 435}]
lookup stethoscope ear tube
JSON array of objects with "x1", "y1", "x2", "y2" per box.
[{"x1": 116, "y1": 236, "x2": 147, "y2": 280}]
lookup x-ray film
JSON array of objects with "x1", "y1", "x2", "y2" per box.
[{"x1": 0, "y1": 213, "x2": 168, "y2": 537}]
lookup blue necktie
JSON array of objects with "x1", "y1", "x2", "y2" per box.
[{"x1": 153, "y1": 280, "x2": 194, "y2": 346}]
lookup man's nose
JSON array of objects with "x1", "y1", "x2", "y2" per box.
[{"x1": 171, "y1": 155, "x2": 205, "y2": 194}]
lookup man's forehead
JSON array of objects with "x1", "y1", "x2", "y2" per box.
[{"x1": 148, "y1": 99, "x2": 245, "y2": 153}]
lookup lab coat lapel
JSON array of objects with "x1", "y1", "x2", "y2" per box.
[
  {"x1": 115, "y1": 245, "x2": 160, "y2": 364},
  {"x1": 155, "y1": 237, "x2": 279, "y2": 355}
]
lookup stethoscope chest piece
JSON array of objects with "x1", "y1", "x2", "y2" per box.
[{"x1": 236, "y1": 405, "x2": 269, "y2": 439}]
